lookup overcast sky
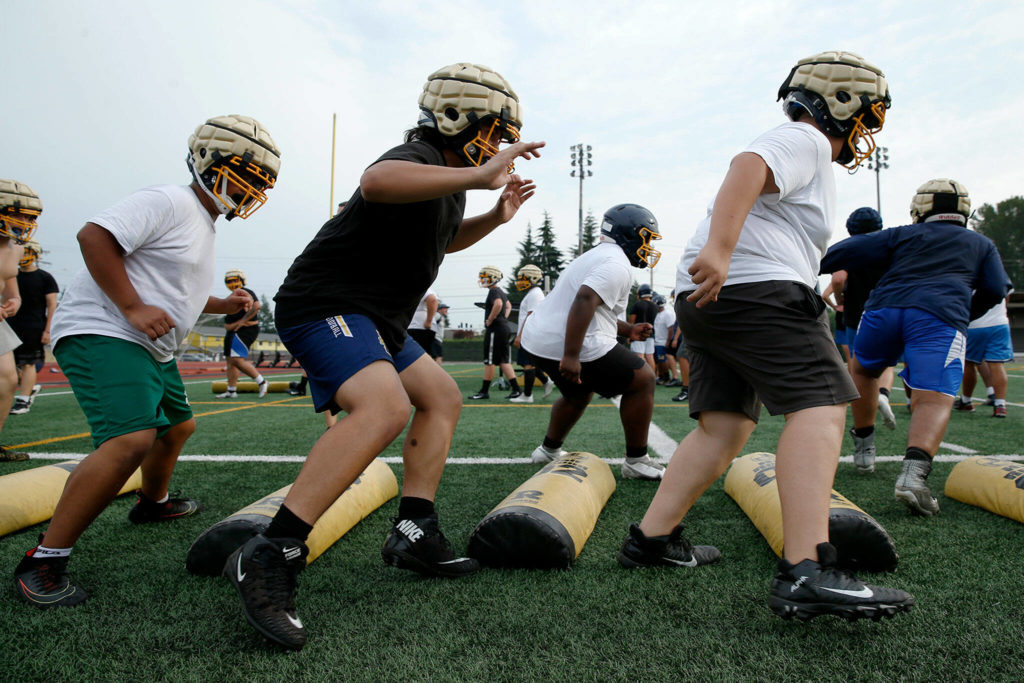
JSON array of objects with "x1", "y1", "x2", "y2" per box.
[{"x1": 6, "y1": 0, "x2": 1021, "y2": 329}]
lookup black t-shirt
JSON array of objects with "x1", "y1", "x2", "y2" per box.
[
  {"x1": 630, "y1": 298, "x2": 658, "y2": 325},
  {"x1": 226, "y1": 287, "x2": 259, "y2": 325},
  {"x1": 274, "y1": 140, "x2": 466, "y2": 353},
  {"x1": 484, "y1": 287, "x2": 509, "y2": 329},
  {"x1": 9, "y1": 268, "x2": 58, "y2": 333}
]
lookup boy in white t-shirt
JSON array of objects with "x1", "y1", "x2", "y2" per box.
[
  {"x1": 956, "y1": 297, "x2": 1013, "y2": 417},
  {"x1": 619, "y1": 52, "x2": 914, "y2": 622},
  {"x1": 407, "y1": 288, "x2": 438, "y2": 355},
  {"x1": 510, "y1": 263, "x2": 555, "y2": 403},
  {"x1": 522, "y1": 203, "x2": 664, "y2": 480},
  {"x1": 651, "y1": 293, "x2": 679, "y2": 386},
  {"x1": 12, "y1": 115, "x2": 281, "y2": 609}
]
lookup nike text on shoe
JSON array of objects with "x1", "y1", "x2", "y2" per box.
[
  {"x1": 381, "y1": 514, "x2": 479, "y2": 578},
  {"x1": 128, "y1": 492, "x2": 203, "y2": 524},
  {"x1": 617, "y1": 522, "x2": 721, "y2": 569},
  {"x1": 671, "y1": 390, "x2": 688, "y2": 403},
  {"x1": 9, "y1": 398, "x2": 30, "y2": 415},
  {"x1": 894, "y1": 459, "x2": 939, "y2": 516},
  {"x1": 530, "y1": 445, "x2": 566, "y2": 464},
  {"x1": 877, "y1": 393, "x2": 897, "y2": 430},
  {"x1": 621, "y1": 455, "x2": 665, "y2": 480},
  {"x1": 769, "y1": 542, "x2": 913, "y2": 622},
  {"x1": 0, "y1": 445, "x2": 30, "y2": 462},
  {"x1": 849, "y1": 428, "x2": 876, "y2": 474},
  {"x1": 14, "y1": 553, "x2": 89, "y2": 609},
  {"x1": 509, "y1": 394, "x2": 534, "y2": 403},
  {"x1": 953, "y1": 397, "x2": 974, "y2": 413},
  {"x1": 467, "y1": 392, "x2": 489, "y2": 400},
  {"x1": 224, "y1": 534, "x2": 308, "y2": 650},
  {"x1": 258, "y1": 380, "x2": 269, "y2": 398}
]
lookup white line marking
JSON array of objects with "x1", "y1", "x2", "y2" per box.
[
  {"x1": 29, "y1": 373, "x2": 305, "y2": 400},
  {"x1": 939, "y1": 442, "x2": 978, "y2": 454},
  {"x1": 21, "y1": 453, "x2": 1024, "y2": 464}
]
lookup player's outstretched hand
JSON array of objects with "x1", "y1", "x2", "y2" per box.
[
  {"x1": 124, "y1": 302, "x2": 176, "y2": 340},
  {"x1": 495, "y1": 175, "x2": 537, "y2": 224},
  {"x1": 686, "y1": 245, "x2": 732, "y2": 308},
  {"x1": 629, "y1": 323, "x2": 653, "y2": 342},
  {"x1": 476, "y1": 141, "x2": 545, "y2": 190}
]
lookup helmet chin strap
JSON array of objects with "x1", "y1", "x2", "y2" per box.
[{"x1": 187, "y1": 156, "x2": 235, "y2": 218}]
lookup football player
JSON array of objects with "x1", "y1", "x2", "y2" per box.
[
  {"x1": 214, "y1": 269, "x2": 268, "y2": 399},
  {"x1": 12, "y1": 115, "x2": 278, "y2": 608},
  {"x1": 628, "y1": 283, "x2": 658, "y2": 370},
  {"x1": 469, "y1": 265, "x2": 522, "y2": 399},
  {"x1": 822, "y1": 179, "x2": 1011, "y2": 514},
  {"x1": 521, "y1": 203, "x2": 665, "y2": 481},
  {"x1": 510, "y1": 264, "x2": 555, "y2": 403},
  {"x1": 227, "y1": 63, "x2": 543, "y2": 650},
  {"x1": 7, "y1": 238, "x2": 58, "y2": 417},
  {"x1": 0, "y1": 179, "x2": 36, "y2": 461},
  {"x1": 621, "y1": 52, "x2": 914, "y2": 622}
]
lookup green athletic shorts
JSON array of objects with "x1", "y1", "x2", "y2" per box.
[{"x1": 54, "y1": 335, "x2": 193, "y2": 448}]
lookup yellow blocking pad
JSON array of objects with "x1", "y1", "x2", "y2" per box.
[
  {"x1": 211, "y1": 381, "x2": 292, "y2": 393},
  {"x1": 724, "y1": 452, "x2": 898, "y2": 572},
  {"x1": 0, "y1": 461, "x2": 142, "y2": 537},
  {"x1": 186, "y1": 458, "x2": 397, "y2": 575},
  {"x1": 467, "y1": 452, "x2": 615, "y2": 569},
  {"x1": 945, "y1": 457, "x2": 1024, "y2": 524}
]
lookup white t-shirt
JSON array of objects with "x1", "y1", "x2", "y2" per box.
[
  {"x1": 969, "y1": 299, "x2": 1009, "y2": 329},
  {"x1": 677, "y1": 122, "x2": 836, "y2": 293},
  {"x1": 408, "y1": 289, "x2": 437, "y2": 330},
  {"x1": 52, "y1": 185, "x2": 217, "y2": 362},
  {"x1": 653, "y1": 307, "x2": 676, "y2": 346},
  {"x1": 522, "y1": 242, "x2": 633, "y2": 362},
  {"x1": 516, "y1": 286, "x2": 545, "y2": 335}
]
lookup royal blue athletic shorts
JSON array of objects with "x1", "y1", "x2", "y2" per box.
[{"x1": 966, "y1": 324, "x2": 1013, "y2": 364}]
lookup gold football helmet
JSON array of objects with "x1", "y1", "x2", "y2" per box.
[
  {"x1": 19, "y1": 239, "x2": 41, "y2": 268},
  {"x1": 478, "y1": 265, "x2": 503, "y2": 288},
  {"x1": 515, "y1": 264, "x2": 543, "y2": 291},
  {"x1": 0, "y1": 179, "x2": 42, "y2": 243},
  {"x1": 224, "y1": 268, "x2": 247, "y2": 290}
]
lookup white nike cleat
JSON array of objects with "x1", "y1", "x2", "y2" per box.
[
  {"x1": 257, "y1": 379, "x2": 269, "y2": 398},
  {"x1": 542, "y1": 380, "x2": 556, "y2": 399},
  {"x1": 621, "y1": 455, "x2": 665, "y2": 480},
  {"x1": 530, "y1": 445, "x2": 566, "y2": 464},
  {"x1": 877, "y1": 392, "x2": 897, "y2": 430},
  {"x1": 509, "y1": 394, "x2": 533, "y2": 403}
]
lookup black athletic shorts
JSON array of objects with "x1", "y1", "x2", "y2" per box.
[
  {"x1": 408, "y1": 328, "x2": 436, "y2": 355},
  {"x1": 483, "y1": 322, "x2": 511, "y2": 365},
  {"x1": 13, "y1": 327, "x2": 44, "y2": 366},
  {"x1": 224, "y1": 324, "x2": 260, "y2": 357},
  {"x1": 516, "y1": 345, "x2": 539, "y2": 367},
  {"x1": 531, "y1": 342, "x2": 644, "y2": 400},
  {"x1": 677, "y1": 280, "x2": 858, "y2": 422},
  {"x1": 430, "y1": 338, "x2": 443, "y2": 359}
]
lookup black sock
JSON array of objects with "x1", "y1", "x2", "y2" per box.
[
  {"x1": 265, "y1": 504, "x2": 313, "y2": 542},
  {"x1": 509, "y1": 378, "x2": 521, "y2": 392},
  {"x1": 298, "y1": 376, "x2": 308, "y2": 391},
  {"x1": 853, "y1": 426, "x2": 875, "y2": 438},
  {"x1": 523, "y1": 369, "x2": 535, "y2": 397},
  {"x1": 626, "y1": 445, "x2": 649, "y2": 459},
  {"x1": 904, "y1": 446, "x2": 931, "y2": 462},
  {"x1": 879, "y1": 387, "x2": 890, "y2": 398},
  {"x1": 479, "y1": 380, "x2": 492, "y2": 394},
  {"x1": 398, "y1": 496, "x2": 436, "y2": 519},
  {"x1": 542, "y1": 436, "x2": 563, "y2": 450},
  {"x1": 535, "y1": 368, "x2": 550, "y2": 384}
]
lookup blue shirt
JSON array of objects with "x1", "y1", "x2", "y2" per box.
[{"x1": 820, "y1": 221, "x2": 1011, "y2": 334}]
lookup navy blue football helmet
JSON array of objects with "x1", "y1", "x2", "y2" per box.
[
  {"x1": 846, "y1": 207, "x2": 883, "y2": 235},
  {"x1": 600, "y1": 204, "x2": 661, "y2": 269},
  {"x1": 637, "y1": 283, "x2": 653, "y2": 298}
]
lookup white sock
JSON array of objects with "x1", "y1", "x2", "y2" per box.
[
  {"x1": 14, "y1": 394, "x2": 29, "y2": 402},
  {"x1": 960, "y1": 395, "x2": 971, "y2": 404},
  {"x1": 995, "y1": 398, "x2": 1006, "y2": 407},
  {"x1": 255, "y1": 374, "x2": 266, "y2": 384},
  {"x1": 987, "y1": 386, "x2": 996, "y2": 397},
  {"x1": 155, "y1": 493, "x2": 169, "y2": 504},
  {"x1": 35, "y1": 545, "x2": 72, "y2": 558}
]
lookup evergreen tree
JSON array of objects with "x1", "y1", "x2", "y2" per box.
[
  {"x1": 971, "y1": 196, "x2": 1024, "y2": 286},
  {"x1": 505, "y1": 222, "x2": 540, "y2": 316},
  {"x1": 570, "y1": 210, "x2": 600, "y2": 258},
  {"x1": 534, "y1": 211, "x2": 564, "y2": 283},
  {"x1": 257, "y1": 294, "x2": 276, "y2": 333}
]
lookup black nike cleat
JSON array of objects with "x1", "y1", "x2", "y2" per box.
[
  {"x1": 224, "y1": 534, "x2": 308, "y2": 650},
  {"x1": 13, "y1": 551, "x2": 89, "y2": 609},
  {"x1": 769, "y1": 542, "x2": 913, "y2": 622},
  {"x1": 382, "y1": 514, "x2": 479, "y2": 577},
  {"x1": 128, "y1": 491, "x2": 203, "y2": 523},
  {"x1": 617, "y1": 522, "x2": 720, "y2": 569}
]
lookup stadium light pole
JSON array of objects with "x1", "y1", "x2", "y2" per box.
[
  {"x1": 570, "y1": 143, "x2": 593, "y2": 255},
  {"x1": 866, "y1": 146, "x2": 889, "y2": 214}
]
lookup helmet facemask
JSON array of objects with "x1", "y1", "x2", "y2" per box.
[
  {"x1": 224, "y1": 269, "x2": 246, "y2": 291},
  {"x1": 19, "y1": 240, "x2": 41, "y2": 268},
  {"x1": 0, "y1": 209, "x2": 39, "y2": 244},
  {"x1": 191, "y1": 154, "x2": 275, "y2": 221},
  {"x1": 478, "y1": 266, "x2": 502, "y2": 287},
  {"x1": 634, "y1": 227, "x2": 662, "y2": 269},
  {"x1": 515, "y1": 265, "x2": 542, "y2": 291}
]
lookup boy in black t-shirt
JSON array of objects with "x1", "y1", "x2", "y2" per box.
[
  {"x1": 8, "y1": 239, "x2": 58, "y2": 415},
  {"x1": 215, "y1": 269, "x2": 268, "y2": 398},
  {"x1": 224, "y1": 63, "x2": 544, "y2": 650},
  {"x1": 629, "y1": 283, "x2": 658, "y2": 371},
  {"x1": 469, "y1": 266, "x2": 521, "y2": 399}
]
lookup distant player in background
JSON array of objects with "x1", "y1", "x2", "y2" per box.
[
  {"x1": 822, "y1": 179, "x2": 1011, "y2": 516},
  {"x1": 0, "y1": 179, "x2": 37, "y2": 461},
  {"x1": 407, "y1": 288, "x2": 438, "y2": 355},
  {"x1": 12, "y1": 115, "x2": 277, "y2": 608},
  {"x1": 652, "y1": 293, "x2": 679, "y2": 386},
  {"x1": 469, "y1": 265, "x2": 521, "y2": 400},
  {"x1": 8, "y1": 239, "x2": 58, "y2": 416},
  {"x1": 511, "y1": 264, "x2": 555, "y2": 403},
  {"x1": 215, "y1": 269, "x2": 267, "y2": 399},
  {"x1": 629, "y1": 283, "x2": 657, "y2": 370},
  {"x1": 431, "y1": 301, "x2": 449, "y2": 363},
  {"x1": 522, "y1": 203, "x2": 665, "y2": 481},
  {"x1": 955, "y1": 296, "x2": 1013, "y2": 418}
]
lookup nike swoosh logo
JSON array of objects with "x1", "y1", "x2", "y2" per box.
[
  {"x1": 820, "y1": 585, "x2": 874, "y2": 598},
  {"x1": 287, "y1": 613, "x2": 303, "y2": 629},
  {"x1": 663, "y1": 556, "x2": 698, "y2": 568},
  {"x1": 236, "y1": 555, "x2": 246, "y2": 582}
]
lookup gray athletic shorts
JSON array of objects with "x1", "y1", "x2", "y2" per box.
[
  {"x1": 0, "y1": 320, "x2": 21, "y2": 356},
  {"x1": 677, "y1": 281, "x2": 858, "y2": 422}
]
